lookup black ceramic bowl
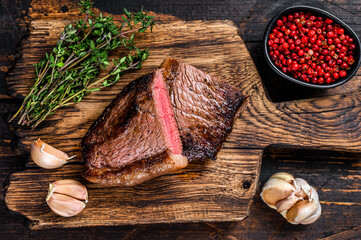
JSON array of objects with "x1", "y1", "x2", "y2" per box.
[{"x1": 264, "y1": 6, "x2": 361, "y2": 89}]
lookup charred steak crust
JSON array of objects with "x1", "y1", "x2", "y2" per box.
[
  {"x1": 82, "y1": 73, "x2": 154, "y2": 149},
  {"x1": 83, "y1": 151, "x2": 168, "y2": 185},
  {"x1": 82, "y1": 73, "x2": 167, "y2": 169},
  {"x1": 160, "y1": 58, "x2": 247, "y2": 162},
  {"x1": 83, "y1": 151, "x2": 187, "y2": 186},
  {"x1": 82, "y1": 58, "x2": 248, "y2": 186}
]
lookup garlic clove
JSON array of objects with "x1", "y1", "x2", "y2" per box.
[
  {"x1": 297, "y1": 185, "x2": 321, "y2": 225},
  {"x1": 261, "y1": 178, "x2": 296, "y2": 208},
  {"x1": 299, "y1": 200, "x2": 321, "y2": 225},
  {"x1": 50, "y1": 180, "x2": 88, "y2": 202},
  {"x1": 291, "y1": 178, "x2": 322, "y2": 224},
  {"x1": 46, "y1": 180, "x2": 88, "y2": 217},
  {"x1": 31, "y1": 138, "x2": 73, "y2": 169},
  {"x1": 286, "y1": 199, "x2": 319, "y2": 225},
  {"x1": 47, "y1": 192, "x2": 86, "y2": 217},
  {"x1": 275, "y1": 194, "x2": 301, "y2": 213},
  {"x1": 270, "y1": 172, "x2": 296, "y2": 184}
]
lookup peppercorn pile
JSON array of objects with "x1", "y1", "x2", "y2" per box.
[{"x1": 268, "y1": 11, "x2": 356, "y2": 85}]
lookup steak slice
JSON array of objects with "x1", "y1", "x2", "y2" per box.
[
  {"x1": 82, "y1": 58, "x2": 247, "y2": 186},
  {"x1": 82, "y1": 70, "x2": 187, "y2": 186},
  {"x1": 160, "y1": 58, "x2": 248, "y2": 162}
]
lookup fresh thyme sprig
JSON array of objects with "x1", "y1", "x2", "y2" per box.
[{"x1": 10, "y1": 0, "x2": 155, "y2": 129}]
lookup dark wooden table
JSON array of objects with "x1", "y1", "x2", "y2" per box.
[{"x1": 0, "y1": 0, "x2": 360, "y2": 239}]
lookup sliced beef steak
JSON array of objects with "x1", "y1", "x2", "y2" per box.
[
  {"x1": 82, "y1": 58, "x2": 247, "y2": 186},
  {"x1": 82, "y1": 70, "x2": 187, "y2": 186},
  {"x1": 160, "y1": 58, "x2": 248, "y2": 162}
]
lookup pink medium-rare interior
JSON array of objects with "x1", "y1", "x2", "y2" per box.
[{"x1": 152, "y1": 69, "x2": 182, "y2": 155}]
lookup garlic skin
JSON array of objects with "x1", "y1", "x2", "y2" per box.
[
  {"x1": 31, "y1": 138, "x2": 74, "y2": 169},
  {"x1": 46, "y1": 180, "x2": 88, "y2": 217},
  {"x1": 260, "y1": 172, "x2": 321, "y2": 225}
]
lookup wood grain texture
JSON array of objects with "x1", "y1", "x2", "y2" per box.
[
  {"x1": 6, "y1": 19, "x2": 258, "y2": 160},
  {"x1": 5, "y1": 148, "x2": 262, "y2": 229},
  {"x1": 5, "y1": 19, "x2": 264, "y2": 229},
  {"x1": 8, "y1": 20, "x2": 361, "y2": 165},
  {"x1": 1, "y1": 0, "x2": 361, "y2": 238}
]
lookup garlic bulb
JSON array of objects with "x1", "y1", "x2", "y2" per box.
[
  {"x1": 46, "y1": 179, "x2": 88, "y2": 217},
  {"x1": 260, "y1": 172, "x2": 321, "y2": 225},
  {"x1": 31, "y1": 138, "x2": 74, "y2": 169}
]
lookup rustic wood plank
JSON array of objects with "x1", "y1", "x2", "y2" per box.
[
  {"x1": 319, "y1": 226, "x2": 361, "y2": 240},
  {"x1": 5, "y1": 148, "x2": 263, "y2": 229},
  {"x1": 4, "y1": 19, "x2": 264, "y2": 228},
  {"x1": 5, "y1": 15, "x2": 361, "y2": 231},
  {"x1": 6, "y1": 19, "x2": 260, "y2": 165},
  {"x1": 2, "y1": 142, "x2": 360, "y2": 237},
  {"x1": 2, "y1": 0, "x2": 361, "y2": 237},
  {"x1": 227, "y1": 91, "x2": 361, "y2": 150},
  {"x1": 231, "y1": 149, "x2": 361, "y2": 240},
  {"x1": 9, "y1": 19, "x2": 361, "y2": 167}
]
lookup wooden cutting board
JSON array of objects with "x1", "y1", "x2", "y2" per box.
[{"x1": 5, "y1": 18, "x2": 361, "y2": 229}]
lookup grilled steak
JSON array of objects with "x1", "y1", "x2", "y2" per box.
[
  {"x1": 160, "y1": 58, "x2": 248, "y2": 162},
  {"x1": 82, "y1": 70, "x2": 187, "y2": 186},
  {"x1": 82, "y1": 58, "x2": 247, "y2": 186}
]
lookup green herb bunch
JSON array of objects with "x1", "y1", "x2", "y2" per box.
[{"x1": 10, "y1": 0, "x2": 155, "y2": 129}]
